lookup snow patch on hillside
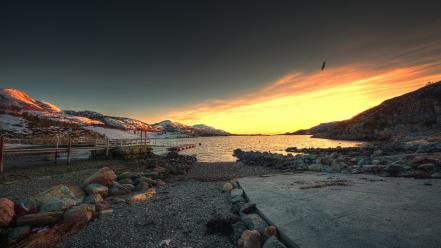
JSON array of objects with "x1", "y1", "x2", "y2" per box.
[
  {"x1": 0, "y1": 114, "x2": 31, "y2": 134},
  {"x1": 84, "y1": 126, "x2": 140, "y2": 139}
]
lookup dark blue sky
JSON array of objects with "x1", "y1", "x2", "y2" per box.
[{"x1": 1, "y1": 1, "x2": 440, "y2": 120}]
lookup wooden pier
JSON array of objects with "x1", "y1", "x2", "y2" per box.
[{"x1": 167, "y1": 144, "x2": 197, "y2": 152}]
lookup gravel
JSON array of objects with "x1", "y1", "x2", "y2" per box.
[
  {"x1": 63, "y1": 181, "x2": 234, "y2": 248},
  {"x1": 63, "y1": 161, "x2": 276, "y2": 248}
]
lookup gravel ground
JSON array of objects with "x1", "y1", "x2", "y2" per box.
[
  {"x1": 63, "y1": 181, "x2": 234, "y2": 248},
  {"x1": 186, "y1": 162, "x2": 278, "y2": 181},
  {"x1": 62, "y1": 162, "x2": 276, "y2": 248}
]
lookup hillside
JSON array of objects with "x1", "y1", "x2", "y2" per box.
[
  {"x1": 290, "y1": 81, "x2": 441, "y2": 141},
  {"x1": 0, "y1": 88, "x2": 231, "y2": 139}
]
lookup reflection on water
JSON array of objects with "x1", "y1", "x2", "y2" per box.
[{"x1": 150, "y1": 135, "x2": 363, "y2": 162}]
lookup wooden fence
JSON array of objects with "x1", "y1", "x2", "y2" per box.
[{"x1": 0, "y1": 135, "x2": 198, "y2": 181}]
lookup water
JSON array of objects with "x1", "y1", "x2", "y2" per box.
[{"x1": 150, "y1": 135, "x2": 363, "y2": 162}]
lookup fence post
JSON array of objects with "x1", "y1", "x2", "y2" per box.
[
  {"x1": 55, "y1": 136, "x2": 59, "y2": 164},
  {"x1": 67, "y1": 137, "x2": 72, "y2": 164},
  {"x1": 0, "y1": 136, "x2": 5, "y2": 182},
  {"x1": 105, "y1": 138, "x2": 109, "y2": 157}
]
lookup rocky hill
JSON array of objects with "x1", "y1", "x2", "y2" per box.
[
  {"x1": 0, "y1": 88, "x2": 231, "y2": 139},
  {"x1": 290, "y1": 81, "x2": 441, "y2": 141}
]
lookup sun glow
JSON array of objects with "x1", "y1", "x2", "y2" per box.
[{"x1": 149, "y1": 61, "x2": 441, "y2": 134}]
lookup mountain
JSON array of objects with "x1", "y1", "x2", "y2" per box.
[
  {"x1": 63, "y1": 110, "x2": 158, "y2": 132},
  {"x1": 151, "y1": 120, "x2": 231, "y2": 137},
  {"x1": 289, "y1": 81, "x2": 441, "y2": 141},
  {"x1": 0, "y1": 88, "x2": 230, "y2": 139},
  {"x1": 0, "y1": 88, "x2": 61, "y2": 113},
  {"x1": 192, "y1": 124, "x2": 231, "y2": 136}
]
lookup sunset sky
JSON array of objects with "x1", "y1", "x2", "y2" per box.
[{"x1": 1, "y1": 1, "x2": 441, "y2": 134}]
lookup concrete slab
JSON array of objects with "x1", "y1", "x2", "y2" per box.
[{"x1": 239, "y1": 172, "x2": 441, "y2": 248}]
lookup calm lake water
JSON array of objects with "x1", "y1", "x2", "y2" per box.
[{"x1": 151, "y1": 135, "x2": 363, "y2": 162}]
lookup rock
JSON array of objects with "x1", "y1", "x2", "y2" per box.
[
  {"x1": 414, "y1": 170, "x2": 431, "y2": 178},
  {"x1": 39, "y1": 198, "x2": 77, "y2": 212},
  {"x1": 307, "y1": 164, "x2": 322, "y2": 171},
  {"x1": 418, "y1": 163, "x2": 435, "y2": 172},
  {"x1": 84, "y1": 183, "x2": 108, "y2": 197},
  {"x1": 232, "y1": 201, "x2": 246, "y2": 214},
  {"x1": 0, "y1": 198, "x2": 15, "y2": 228},
  {"x1": 263, "y1": 236, "x2": 287, "y2": 248},
  {"x1": 223, "y1": 182, "x2": 233, "y2": 193},
  {"x1": 63, "y1": 206, "x2": 94, "y2": 225},
  {"x1": 16, "y1": 211, "x2": 63, "y2": 226},
  {"x1": 357, "y1": 158, "x2": 371, "y2": 166},
  {"x1": 134, "y1": 176, "x2": 156, "y2": 187},
  {"x1": 134, "y1": 181, "x2": 150, "y2": 191},
  {"x1": 122, "y1": 184, "x2": 135, "y2": 191},
  {"x1": 158, "y1": 239, "x2": 172, "y2": 248},
  {"x1": 34, "y1": 184, "x2": 81, "y2": 210},
  {"x1": 231, "y1": 221, "x2": 248, "y2": 244},
  {"x1": 15, "y1": 198, "x2": 38, "y2": 218},
  {"x1": 231, "y1": 189, "x2": 244, "y2": 198},
  {"x1": 84, "y1": 194, "x2": 104, "y2": 204},
  {"x1": 242, "y1": 213, "x2": 268, "y2": 233},
  {"x1": 231, "y1": 195, "x2": 246, "y2": 204},
  {"x1": 129, "y1": 193, "x2": 147, "y2": 204},
  {"x1": 320, "y1": 165, "x2": 333, "y2": 173},
  {"x1": 431, "y1": 172, "x2": 441, "y2": 178},
  {"x1": 238, "y1": 229, "x2": 261, "y2": 248},
  {"x1": 106, "y1": 196, "x2": 127, "y2": 204},
  {"x1": 118, "y1": 171, "x2": 140, "y2": 179},
  {"x1": 7, "y1": 225, "x2": 31, "y2": 244},
  {"x1": 156, "y1": 179, "x2": 166, "y2": 188},
  {"x1": 154, "y1": 167, "x2": 169, "y2": 179},
  {"x1": 264, "y1": 226, "x2": 278, "y2": 238},
  {"x1": 240, "y1": 202, "x2": 256, "y2": 214},
  {"x1": 118, "y1": 177, "x2": 134, "y2": 185},
  {"x1": 96, "y1": 201, "x2": 113, "y2": 215},
  {"x1": 144, "y1": 171, "x2": 160, "y2": 179},
  {"x1": 206, "y1": 213, "x2": 240, "y2": 234},
  {"x1": 360, "y1": 164, "x2": 380, "y2": 173},
  {"x1": 82, "y1": 167, "x2": 117, "y2": 187},
  {"x1": 109, "y1": 182, "x2": 132, "y2": 195}
]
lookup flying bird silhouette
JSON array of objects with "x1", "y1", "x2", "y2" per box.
[{"x1": 321, "y1": 61, "x2": 326, "y2": 71}]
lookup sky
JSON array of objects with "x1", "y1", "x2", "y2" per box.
[{"x1": 1, "y1": 1, "x2": 441, "y2": 134}]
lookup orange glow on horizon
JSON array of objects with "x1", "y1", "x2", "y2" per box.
[{"x1": 145, "y1": 60, "x2": 441, "y2": 134}]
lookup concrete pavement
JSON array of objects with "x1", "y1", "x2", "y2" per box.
[{"x1": 239, "y1": 172, "x2": 441, "y2": 248}]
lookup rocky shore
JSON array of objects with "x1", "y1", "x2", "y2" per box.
[
  {"x1": 233, "y1": 141, "x2": 441, "y2": 178},
  {"x1": 0, "y1": 151, "x2": 278, "y2": 248}
]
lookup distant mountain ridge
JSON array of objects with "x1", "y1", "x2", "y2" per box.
[
  {"x1": 0, "y1": 88, "x2": 231, "y2": 139},
  {"x1": 289, "y1": 81, "x2": 441, "y2": 141}
]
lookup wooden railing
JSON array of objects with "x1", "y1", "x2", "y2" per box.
[{"x1": 0, "y1": 136, "x2": 198, "y2": 181}]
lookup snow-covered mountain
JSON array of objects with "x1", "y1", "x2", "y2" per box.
[
  {"x1": 192, "y1": 124, "x2": 231, "y2": 136},
  {"x1": 0, "y1": 88, "x2": 231, "y2": 139}
]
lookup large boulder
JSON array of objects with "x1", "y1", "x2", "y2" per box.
[
  {"x1": 34, "y1": 185, "x2": 82, "y2": 211},
  {"x1": 231, "y1": 221, "x2": 248, "y2": 244},
  {"x1": 82, "y1": 167, "x2": 117, "y2": 187},
  {"x1": 109, "y1": 182, "x2": 133, "y2": 195},
  {"x1": 0, "y1": 198, "x2": 15, "y2": 228},
  {"x1": 16, "y1": 211, "x2": 63, "y2": 226},
  {"x1": 238, "y1": 229, "x2": 261, "y2": 248},
  {"x1": 223, "y1": 182, "x2": 233, "y2": 193}
]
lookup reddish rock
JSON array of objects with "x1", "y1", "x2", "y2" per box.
[
  {"x1": 0, "y1": 198, "x2": 15, "y2": 228},
  {"x1": 264, "y1": 226, "x2": 278, "y2": 237},
  {"x1": 238, "y1": 229, "x2": 261, "y2": 248},
  {"x1": 83, "y1": 167, "x2": 117, "y2": 187}
]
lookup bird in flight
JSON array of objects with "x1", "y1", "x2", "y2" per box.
[{"x1": 321, "y1": 61, "x2": 326, "y2": 71}]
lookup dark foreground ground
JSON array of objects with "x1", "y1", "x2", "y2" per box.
[{"x1": 0, "y1": 160, "x2": 276, "y2": 248}]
